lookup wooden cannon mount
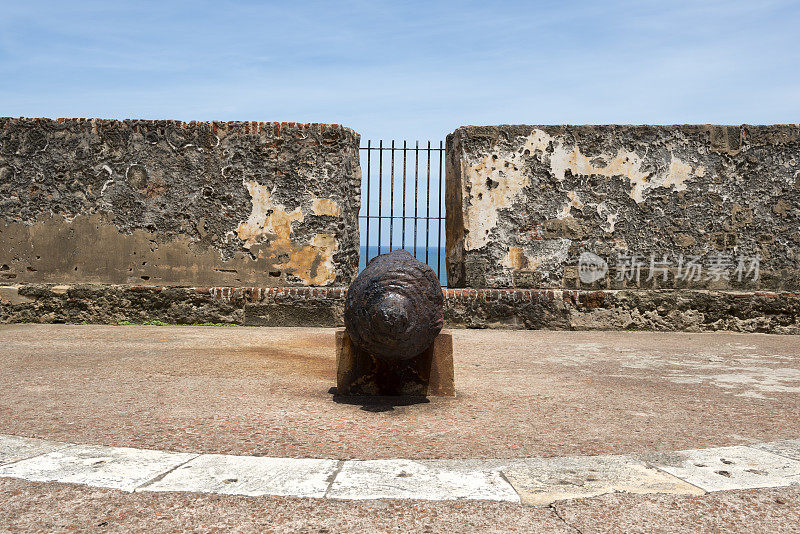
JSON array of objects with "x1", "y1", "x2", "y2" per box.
[{"x1": 335, "y1": 250, "x2": 455, "y2": 397}]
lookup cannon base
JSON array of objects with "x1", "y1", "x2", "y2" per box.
[{"x1": 335, "y1": 329, "x2": 454, "y2": 397}]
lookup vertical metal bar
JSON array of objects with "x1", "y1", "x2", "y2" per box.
[
  {"x1": 389, "y1": 140, "x2": 395, "y2": 252},
  {"x1": 425, "y1": 141, "x2": 431, "y2": 265},
  {"x1": 414, "y1": 141, "x2": 419, "y2": 258},
  {"x1": 365, "y1": 140, "x2": 371, "y2": 264},
  {"x1": 378, "y1": 140, "x2": 383, "y2": 256},
  {"x1": 402, "y1": 141, "x2": 407, "y2": 250},
  {"x1": 437, "y1": 141, "x2": 443, "y2": 284}
]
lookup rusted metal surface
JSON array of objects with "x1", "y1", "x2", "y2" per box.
[{"x1": 344, "y1": 249, "x2": 444, "y2": 360}]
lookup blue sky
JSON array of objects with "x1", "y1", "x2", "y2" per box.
[{"x1": 1, "y1": 0, "x2": 799, "y2": 144}]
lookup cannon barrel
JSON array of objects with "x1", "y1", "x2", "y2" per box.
[{"x1": 344, "y1": 249, "x2": 444, "y2": 361}]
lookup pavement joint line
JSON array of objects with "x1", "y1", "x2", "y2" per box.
[
  {"x1": 325, "y1": 459, "x2": 520, "y2": 502},
  {"x1": 0, "y1": 439, "x2": 199, "y2": 493},
  {"x1": 639, "y1": 459, "x2": 708, "y2": 496},
  {"x1": 496, "y1": 469, "x2": 523, "y2": 503},
  {"x1": 744, "y1": 443, "x2": 800, "y2": 463},
  {"x1": 636, "y1": 445, "x2": 800, "y2": 493},
  {"x1": 139, "y1": 454, "x2": 340, "y2": 498},
  {"x1": 323, "y1": 460, "x2": 345, "y2": 498},
  {"x1": 2, "y1": 433, "x2": 800, "y2": 503},
  {"x1": 133, "y1": 453, "x2": 201, "y2": 492},
  {"x1": 0, "y1": 441, "x2": 76, "y2": 469}
]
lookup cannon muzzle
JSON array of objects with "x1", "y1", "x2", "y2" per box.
[{"x1": 344, "y1": 249, "x2": 444, "y2": 361}]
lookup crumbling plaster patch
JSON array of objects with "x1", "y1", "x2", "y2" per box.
[
  {"x1": 463, "y1": 129, "x2": 707, "y2": 252},
  {"x1": 235, "y1": 181, "x2": 340, "y2": 285},
  {"x1": 462, "y1": 153, "x2": 530, "y2": 251},
  {"x1": 543, "y1": 129, "x2": 707, "y2": 203}
]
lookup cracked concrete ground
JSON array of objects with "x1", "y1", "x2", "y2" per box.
[{"x1": 1, "y1": 325, "x2": 799, "y2": 531}]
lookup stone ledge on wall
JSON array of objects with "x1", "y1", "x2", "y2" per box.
[{"x1": 2, "y1": 284, "x2": 798, "y2": 334}]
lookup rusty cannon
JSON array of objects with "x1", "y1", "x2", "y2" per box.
[
  {"x1": 345, "y1": 249, "x2": 444, "y2": 360},
  {"x1": 335, "y1": 249, "x2": 454, "y2": 397}
]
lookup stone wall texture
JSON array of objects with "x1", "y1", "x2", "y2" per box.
[
  {"x1": 446, "y1": 125, "x2": 800, "y2": 290},
  {"x1": 2, "y1": 285, "x2": 798, "y2": 335},
  {"x1": 0, "y1": 117, "x2": 361, "y2": 287}
]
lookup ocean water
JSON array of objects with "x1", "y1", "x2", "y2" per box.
[{"x1": 359, "y1": 246, "x2": 447, "y2": 286}]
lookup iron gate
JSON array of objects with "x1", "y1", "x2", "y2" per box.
[{"x1": 358, "y1": 140, "x2": 446, "y2": 286}]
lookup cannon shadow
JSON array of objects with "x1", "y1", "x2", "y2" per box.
[{"x1": 327, "y1": 387, "x2": 430, "y2": 412}]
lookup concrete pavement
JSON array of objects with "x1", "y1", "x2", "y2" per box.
[
  {"x1": 2, "y1": 324, "x2": 800, "y2": 531},
  {"x1": 1, "y1": 325, "x2": 800, "y2": 459}
]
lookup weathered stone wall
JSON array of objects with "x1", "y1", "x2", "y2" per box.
[
  {"x1": 0, "y1": 118, "x2": 360, "y2": 286},
  {"x1": 446, "y1": 125, "x2": 800, "y2": 290},
  {"x1": 2, "y1": 284, "x2": 798, "y2": 334}
]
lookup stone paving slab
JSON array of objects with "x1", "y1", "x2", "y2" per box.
[
  {"x1": 0, "y1": 443, "x2": 197, "y2": 492},
  {"x1": 752, "y1": 439, "x2": 800, "y2": 461},
  {"x1": 0, "y1": 435, "x2": 70, "y2": 466},
  {"x1": 3, "y1": 434, "x2": 800, "y2": 505},
  {"x1": 640, "y1": 445, "x2": 800, "y2": 492},
  {"x1": 4, "y1": 468, "x2": 800, "y2": 533},
  {"x1": 142, "y1": 454, "x2": 339, "y2": 497},
  {"x1": 502, "y1": 454, "x2": 705, "y2": 506},
  {"x1": 326, "y1": 459, "x2": 520, "y2": 502}
]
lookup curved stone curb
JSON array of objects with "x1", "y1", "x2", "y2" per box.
[{"x1": 1, "y1": 434, "x2": 799, "y2": 506}]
